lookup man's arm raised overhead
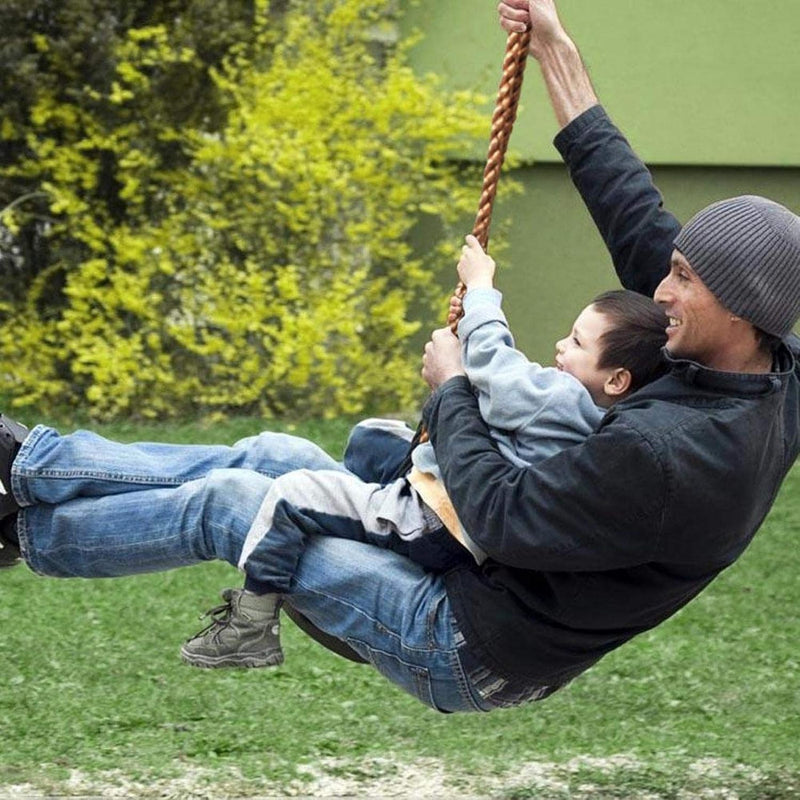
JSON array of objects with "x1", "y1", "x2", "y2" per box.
[
  {"x1": 498, "y1": 0, "x2": 598, "y2": 128},
  {"x1": 499, "y1": 0, "x2": 680, "y2": 295}
]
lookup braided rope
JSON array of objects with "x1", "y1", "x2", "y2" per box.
[
  {"x1": 451, "y1": 29, "x2": 531, "y2": 332},
  {"x1": 408, "y1": 29, "x2": 532, "y2": 453}
]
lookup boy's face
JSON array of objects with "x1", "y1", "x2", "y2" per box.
[{"x1": 555, "y1": 305, "x2": 616, "y2": 406}]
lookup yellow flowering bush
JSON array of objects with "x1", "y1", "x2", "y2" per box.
[{"x1": 0, "y1": 0, "x2": 486, "y2": 419}]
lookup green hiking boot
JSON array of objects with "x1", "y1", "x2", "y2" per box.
[{"x1": 180, "y1": 588, "x2": 284, "y2": 669}]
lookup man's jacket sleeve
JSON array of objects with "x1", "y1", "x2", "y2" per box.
[
  {"x1": 554, "y1": 105, "x2": 682, "y2": 297},
  {"x1": 424, "y1": 377, "x2": 666, "y2": 571}
]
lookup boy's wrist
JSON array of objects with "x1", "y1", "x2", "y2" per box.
[{"x1": 466, "y1": 278, "x2": 494, "y2": 291}]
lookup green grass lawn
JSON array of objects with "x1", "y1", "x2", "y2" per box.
[{"x1": 1, "y1": 415, "x2": 798, "y2": 798}]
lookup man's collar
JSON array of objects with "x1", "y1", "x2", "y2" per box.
[{"x1": 662, "y1": 345, "x2": 794, "y2": 396}]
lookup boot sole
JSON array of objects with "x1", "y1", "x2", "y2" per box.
[{"x1": 179, "y1": 648, "x2": 284, "y2": 669}]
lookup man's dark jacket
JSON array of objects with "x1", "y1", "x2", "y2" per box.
[{"x1": 424, "y1": 105, "x2": 800, "y2": 687}]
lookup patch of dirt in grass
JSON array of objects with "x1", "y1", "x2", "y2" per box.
[{"x1": 0, "y1": 755, "x2": 795, "y2": 799}]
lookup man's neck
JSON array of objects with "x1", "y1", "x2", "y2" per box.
[{"x1": 705, "y1": 347, "x2": 775, "y2": 375}]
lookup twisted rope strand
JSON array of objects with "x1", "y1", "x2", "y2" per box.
[
  {"x1": 472, "y1": 32, "x2": 531, "y2": 249},
  {"x1": 406, "y1": 29, "x2": 531, "y2": 453},
  {"x1": 451, "y1": 29, "x2": 531, "y2": 332}
]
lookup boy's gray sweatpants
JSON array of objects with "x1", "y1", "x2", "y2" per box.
[{"x1": 237, "y1": 469, "x2": 472, "y2": 593}]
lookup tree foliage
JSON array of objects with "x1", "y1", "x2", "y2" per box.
[{"x1": 0, "y1": 0, "x2": 485, "y2": 419}]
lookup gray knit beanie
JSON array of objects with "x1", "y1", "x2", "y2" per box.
[{"x1": 673, "y1": 195, "x2": 800, "y2": 338}]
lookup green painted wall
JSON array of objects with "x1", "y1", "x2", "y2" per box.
[
  {"x1": 417, "y1": 166, "x2": 800, "y2": 364},
  {"x1": 403, "y1": 1, "x2": 800, "y2": 361},
  {"x1": 402, "y1": 0, "x2": 800, "y2": 166},
  {"x1": 496, "y1": 166, "x2": 800, "y2": 361}
]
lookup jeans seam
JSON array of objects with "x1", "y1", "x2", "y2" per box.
[
  {"x1": 16, "y1": 462, "x2": 318, "y2": 482},
  {"x1": 291, "y1": 576, "x2": 440, "y2": 656},
  {"x1": 450, "y1": 648, "x2": 486, "y2": 713},
  {"x1": 258, "y1": 462, "x2": 312, "y2": 480},
  {"x1": 345, "y1": 638, "x2": 438, "y2": 709},
  {"x1": 10, "y1": 425, "x2": 317, "y2": 507},
  {"x1": 11, "y1": 424, "x2": 51, "y2": 506},
  {"x1": 15, "y1": 469, "x2": 189, "y2": 482},
  {"x1": 425, "y1": 589, "x2": 446, "y2": 649},
  {"x1": 14, "y1": 510, "x2": 34, "y2": 572}
]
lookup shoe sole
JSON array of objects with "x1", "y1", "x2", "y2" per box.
[{"x1": 179, "y1": 648, "x2": 284, "y2": 669}]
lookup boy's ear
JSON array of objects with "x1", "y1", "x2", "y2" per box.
[{"x1": 604, "y1": 367, "x2": 632, "y2": 398}]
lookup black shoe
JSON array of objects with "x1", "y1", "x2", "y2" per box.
[
  {"x1": 0, "y1": 415, "x2": 28, "y2": 520},
  {"x1": 0, "y1": 516, "x2": 20, "y2": 568}
]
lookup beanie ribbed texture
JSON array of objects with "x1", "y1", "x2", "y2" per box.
[{"x1": 673, "y1": 195, "x2": 800, "y2": 338}]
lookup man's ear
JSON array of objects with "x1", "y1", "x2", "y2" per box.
[{"x1": 604, "y1": 367, "x2": 632, "y2": 398}]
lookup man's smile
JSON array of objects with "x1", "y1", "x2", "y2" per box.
[{"x1": 665, "y1": 316, "x2": 682, "y2": 337}]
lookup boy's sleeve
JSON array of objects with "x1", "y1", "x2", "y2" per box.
[{"x1": 458, "y1": 288, "x2": 598, "y2": 439}]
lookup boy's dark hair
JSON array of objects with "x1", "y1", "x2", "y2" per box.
[{"x1": 592, "y1": 290, "x2": 668, "y2": 393}]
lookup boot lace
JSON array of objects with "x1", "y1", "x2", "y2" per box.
[{"x1": 186, "y1": 599, "x2": 234, "y2": 642}]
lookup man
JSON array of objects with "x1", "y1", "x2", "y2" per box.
[
  {"x1": 2, "y1": 0, "x2": 800, "y2": 713},
  {"x1": 417, "y1": 0, "x2": 800, "y2": 692}
]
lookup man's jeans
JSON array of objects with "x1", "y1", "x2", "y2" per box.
[{"x1": 12, "y1": 426, "x2": 493, "y2": 713}]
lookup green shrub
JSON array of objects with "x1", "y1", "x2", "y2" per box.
[{"x1": 0, "y1": 0, "x2": 485, "y2": 418}]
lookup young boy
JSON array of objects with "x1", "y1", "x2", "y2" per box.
[{"x1": 180, "y1": 235, "x2": 668, "y2": 669}]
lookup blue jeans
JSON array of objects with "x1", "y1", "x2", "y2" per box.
[{"x1": 12, "y1": 425, "x2": 495, "y2": 713}]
